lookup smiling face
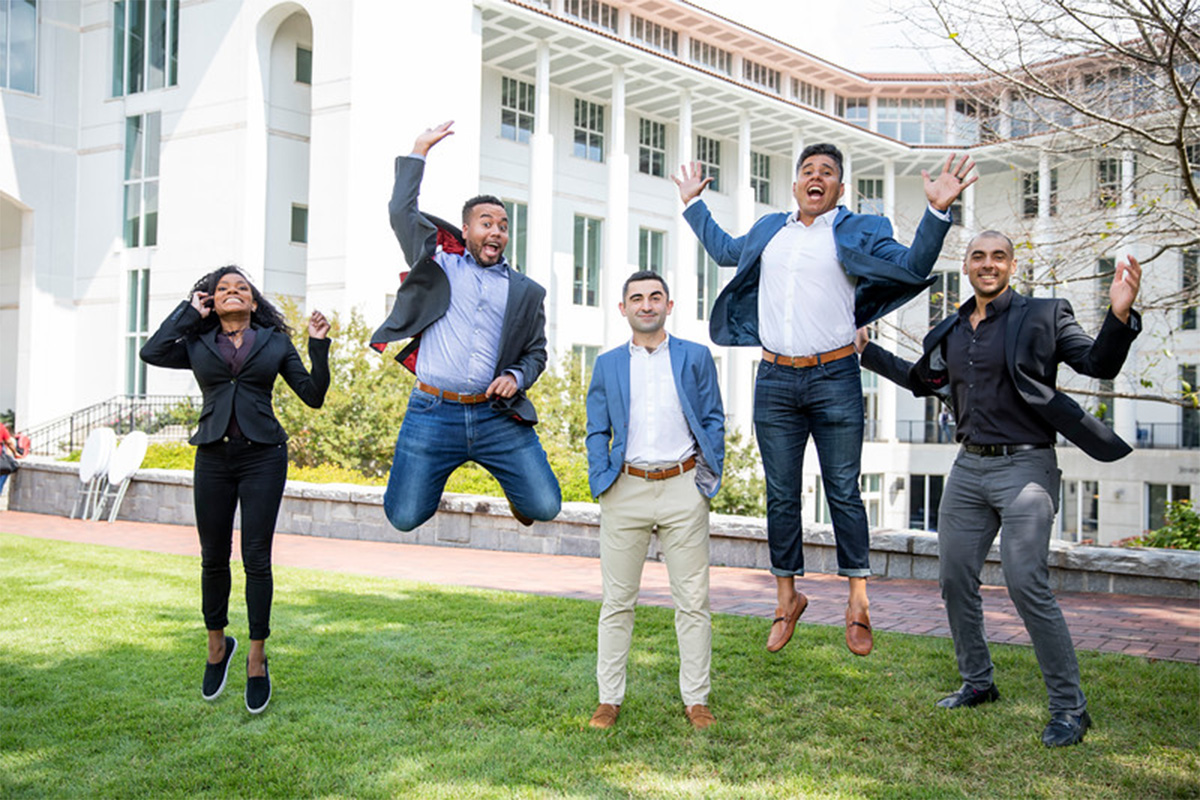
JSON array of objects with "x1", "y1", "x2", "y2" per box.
[
  {"x1": 962, "y1": 233, "x2": 1018, "y2": 302},
  {"x1": 462, "y1": 203, "x2": 509, "y2": 267},
  {"x1": 212, "y1": 272, "x2": 257, "y2": 318},
  {"x1": 620, "y1": 278, "x2": 673, "y2": 341},
  {"x1": 793, "y1": 154, "x2": 845, "y2": 223}
]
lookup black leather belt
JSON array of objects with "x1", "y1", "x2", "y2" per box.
[{"x1": 963, "y1": 443, "x2": 1053, "y2": 457}]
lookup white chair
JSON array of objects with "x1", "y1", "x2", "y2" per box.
[
  {"x1": 94, "y1": 431, "x2": 149, "y2": 522},
  {"x1": 70, "y1": 428, "x2": 116, "y2": 519}
]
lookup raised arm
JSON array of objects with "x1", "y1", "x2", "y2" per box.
[
  {"x1": 1054, "y1": 256, "x2": 1142, "y2": 378},
  {"x1": 277, "y1": 312, "x2": 331, "y2": 409},
  {"x1": 388, "y1": 121, "x2": 456, "y2": 265},
  {"x1": 674, "y1": 163, "x2": 748, "y2": 267},
  {"x1": 140, "y1": 299, "x2": 203, "y2": 370}
]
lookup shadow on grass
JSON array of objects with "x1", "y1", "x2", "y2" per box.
[{"x1": 1, "y1": 535, "x2": 1198, "y2": 799}]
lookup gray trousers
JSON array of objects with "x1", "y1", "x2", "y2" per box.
[{"x1": 938, "y1": 448, "x2": 1086, "y2": 715}]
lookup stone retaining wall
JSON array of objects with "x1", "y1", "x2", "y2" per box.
[{"x1": 10, "y1": 460, "x2": 1198, "y2": 598}]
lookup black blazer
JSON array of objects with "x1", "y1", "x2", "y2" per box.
[
  {"x1": 141, "y1": 301, "x2": 330, "y2": 445},
  {"x1": 369, "y1": 155, "x2": 548, "y2": 424},
  {"x1": 861, "y1": 292, "x2": 1141, "y2": 462}
]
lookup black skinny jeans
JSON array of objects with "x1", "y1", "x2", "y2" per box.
[{"x1": 194, "y1": 438, "x2": 288, "y2": 641}]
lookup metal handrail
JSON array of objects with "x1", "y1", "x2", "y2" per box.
[{"x1": 24, "y1": 395, "x2": 200, "y2": 456}]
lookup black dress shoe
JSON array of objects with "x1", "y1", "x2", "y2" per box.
[
  {"x1": 1042, "y1": 710, "x2": 1092, "y2": 747},
  {"x1": 201, "y1": 636, "x2": 237, "y2": 701},
  {"x1": 245, "y1": 658, "x2": 271, "y2": 715},
  {"x1": 936, "y1": 683, "x2": 1000, "y2": 709}
]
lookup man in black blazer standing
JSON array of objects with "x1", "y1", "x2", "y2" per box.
[
  {"x1": 371, "y1": 121, "x2": 560, "y2": 531},
  {"x1": 859, "y1": 231, "x2": 1142, "y2": 748}
]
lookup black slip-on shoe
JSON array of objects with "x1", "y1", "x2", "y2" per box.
[
  {"x1": 1042, "y1": 710, "x2": 1092, "y2": 747},
  {"x1": 936, "y1": 683, "x2": 1000, "y2": 709},
  {"x1": 201, "y1": 636, "x2": 237, "y2": 701},
  {"x1": 245, "y1": 658, "x2": 271, "y2": 715}
]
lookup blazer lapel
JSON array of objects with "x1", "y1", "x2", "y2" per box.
[
  {"x1": 497, "y1": 267, "x2": 524, "y2": 360},
  {"x1": 614, "y1": 345, "x2": 631, "y2": 430},
  {"x1": 199, "y1": 328, "x2": 224, "y2": 364},
  {"x1": 1004, "y1": 291, "x2": 1028, "y2": 373},
  {"x1": 240, "y1": 325, "x2": 274, "y2": 370}
]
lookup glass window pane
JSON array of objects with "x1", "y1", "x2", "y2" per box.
[
  {"x1": 147, "y1": 0, "x2": 166, "y2": 90},
  {"x1": 112, "y1": 0, "x2": 126, "y2": 96},
  {"x1": 143, "y1": 180, "x2": 158, "y2": 246},
  {"x1": 125, "y1": 115, "x2": 143, "y2": 180},
  {"x1": 124, "y1": 183, "x2": 141, "y2": 247},
  {"x1": 126, "y1": 270, "x2": 139, "y2": 332},
  {"x1": 144, "y1": 112, "x2": 160, "y2": 177},
  {"x1": 139, "y1": 269, "x2": 150, "y2": 331},
  {"x1": 290, "y1": 205, "x2": 308, "y2": 244},
  {"x1": 296, "y1": 46, "x2": 312, "y2": 84},
  {"x1": 129, "y1": 0, "x2": 146, "y2": 94},
  {"x1": 9, "y1": 0, "x2": 37, "y2": 93},
  {"x1": 573, "y1": 216, "x2": 584, "y2": 304},
  {"x1": 168, "y1": 0, "x2": 178, "y2": 85},
  {"x1": 126, "y1": 338, "x2": 138, "y2": 394}
]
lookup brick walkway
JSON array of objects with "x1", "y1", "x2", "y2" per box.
[{"x1": 3, "y1": 510, "x2": 1197, "y2": 664}]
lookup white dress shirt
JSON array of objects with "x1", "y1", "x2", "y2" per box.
[
  {"x1": 626, "y1": 334, "x2": 696, "y2": 466},
  {"x1": 758, "y1": 207, "x2": 856, "y2": 357}
]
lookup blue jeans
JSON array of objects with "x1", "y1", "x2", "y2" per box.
[
  {"x1": 383, "y1": 389, "x2": 562, "y2": 531},
  {"x1": 754, "y1": 355, "x2": 870, "y2": 577}
]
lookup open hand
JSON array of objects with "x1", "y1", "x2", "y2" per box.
[
  {"x1": 1110, "y1": 255, "x2": 1141, "y2": 323},
  {"x1": 670, "y1": 162, "x2": 714, "y2": 204},
  {"x1": 308, "y1": 310, "x2": 330, "y2": 339},
  {"x1": 190, "y1": 291, "x2": 213, "y2": 319},
  {"x1": 412, "y1": 121, "x2": 455, "y2": 157},
  {"x1": 923, "y1": 153, "x2": 977, "y2": 212}
]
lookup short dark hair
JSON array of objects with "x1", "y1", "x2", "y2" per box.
[
  {"x1": 622, "y1": 270, "x2": 669, "y2": 300},
  {"x1": 796, "y1": 143, "x2": 844, "y2": 181},
  {"x1": 966, "y1": 230, "x2": 1015, "y2": 260},
  {"x1": 462, "y1": 194, "x2": 505, "y2": 225}
]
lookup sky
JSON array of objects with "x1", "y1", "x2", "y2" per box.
[{"x1": 691, "y1": 0, "x2": 965, "y2": 74}]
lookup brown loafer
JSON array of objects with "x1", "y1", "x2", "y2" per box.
[
  {"x1": 508, "y1": 499, "x2": 534, "y2": 527},
  {"x1": 766, "y1": 592, "x2": 808, "y2": 652},
  {"x1": 685, "y1": 704, "x2": 715, "y2": 730},
  {"x1": 845, "y1": 607, "x2": 873, "y2": 656},
  {"x1": 589, "y1": 703, "x2": 620, "y2": 729}
]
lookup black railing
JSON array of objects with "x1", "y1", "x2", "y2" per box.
[
  {"x1": 1136, "y1": 422, "x2": 1200, "y2": 450},
  {"x1": 25, "y1": 395, "x2": 201, "y2": 456},
  {"x1": 896, "y1": 420, "x2": 958, "y2": 444}
]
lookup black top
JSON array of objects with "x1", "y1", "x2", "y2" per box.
[
  {"x1": 945, "y1": 290, "x2": 1055, "y2": 446},
  {"x1": 215, "y1": 328, "x2": 257, "y2": 439}
]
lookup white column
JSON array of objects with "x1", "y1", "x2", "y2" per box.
[
  {"x1": 842, "y1": 150, "x2": 853, "y2": 208},
  {"x1": 529, "y1": 42, "x2": 556, "y2": 339},
  {"x1": 736, "y1": 112, "x2": 754, "y2": 233},
  {"x1": 1037, "y1": 152, "x2": 1052, "y2": 219},
  {"x1": 791, "y1": 132, "x2": 805, "y2": 184},
  {"x1": 963, "y1": 182, "x2": 976, "y2": 233},
  {"x1": 867, "y1": 96, "x2": 878, "y2": 132},
  {"x1": 883, "y1": 158, "x2": 896, "y2": 220},
  {"x1": 1121, "y1": 148, "x2": 1136, "y2": 214},
  {"x1": 604, "y1": 67, "x2": 630, "y2": 342}
]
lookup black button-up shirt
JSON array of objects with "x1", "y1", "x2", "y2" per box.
[{"x1": 945, "y1": 290, "x2": 1055, "y2": 446}]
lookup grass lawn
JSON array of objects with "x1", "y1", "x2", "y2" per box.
[{"x1": 1, "y1": 534, "x2": 1196, "y2": 799}]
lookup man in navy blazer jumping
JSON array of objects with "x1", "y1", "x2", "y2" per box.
[
  {"x1": 676, "y1": 144, "x2": 976, "y2": 657},
  {"x1": 585, "y1": 271, "x2": 725, "y2": 731}
]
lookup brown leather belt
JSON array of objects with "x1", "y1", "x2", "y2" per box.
[
  {"x1": 417, "y1": 381, "x2": 489, "y2": 404},
  {"x1": 762, "y1": 344, "x2": 856, "y2": 369},
  {"x1": 622, "y1": 456, "x2": 697, "y2": 481}
]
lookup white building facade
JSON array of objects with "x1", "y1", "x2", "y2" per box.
[{"x1": 2, "y1": 0, "x2": 1195, "y2": 543}]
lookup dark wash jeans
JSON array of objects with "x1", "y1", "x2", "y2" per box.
[
  {"x1": 383, "y1": 388, "x2": 562, "y2": 532},
  {"x1": 753, "y1": 355, "x2": 870, "y2": 577},
  {"x1": 193, "y1": 437, "x2": 288, "y2": 641}
]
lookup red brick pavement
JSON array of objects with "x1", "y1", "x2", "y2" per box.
[{"x1": 3, "y1": 510, "x2": 1197, "y2": 664}]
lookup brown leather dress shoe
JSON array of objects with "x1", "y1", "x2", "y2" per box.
[
  {"x1": 589, "y1": 703, "x2": 620, "y2": 729},
  {"x1": 766, "y1": 592, "x2": 808, "y2": 652},
  {"x1": 845, "y1": 607, "x2": 873, "y2": 656},
  {"x1": 685, "y1": 704, "x2": 715, "y2": 730},
  {"x1": 508, "y1": 499, "x2": 534, "y2": 527}
]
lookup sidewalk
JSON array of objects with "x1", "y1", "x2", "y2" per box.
[{"x1": 3, "y1": 510, "x2": 1197, "y2": 664}]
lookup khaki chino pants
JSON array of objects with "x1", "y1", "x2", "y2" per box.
[{"x1": 596, "y1": 469, "x2": 711, "y2": 707}]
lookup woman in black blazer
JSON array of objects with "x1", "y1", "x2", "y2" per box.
[{"x1": 141, "y1": 265, "x2": 330, "y2": 714}]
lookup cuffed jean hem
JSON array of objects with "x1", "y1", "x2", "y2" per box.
[
  {"x1": 769, "y1": 566, "x2": 805, "y2": 577},
  {"x1": 838, "y1": 568, "x2": 872, "y2": 578}
]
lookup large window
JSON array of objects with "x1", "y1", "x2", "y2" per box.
[
  {"x1": 837, "y1": 96, "x2": 869, "y2": 128},
  {"x1": 630, "y1": 15, "x2": 676, "y2": 55},
  {"x1": 1021, "y1": 168, "x2": 1058, "y2": 218},
  {"x1": 862, "y1": 368, "x2": 881, "y2": 442},
  {"x1": 638, "y1": 118, "x2": 666, "y2": 177},
  {"x1": 876, "y1": 98, "x2": 946, "y2": 144},
  {"x1": 0, "y1": 0, "x2": 37, "y2": 92},
  {"x1": 501, "y1": 76, "x2": 535, "y2": 144},
  {"x1": 1147, "y1": 483, "x2": 1191, "y2": 530},
  {"x1": 1059, "y1": 480, "x2": 1099, "y2": 543},
  {"x1": 793, "y1": 78, "x2": 824, "y2": 110},
  {"x1": 126, "y1": 268, "x2": 150, "y2": 396},
  {"x1": 1182, "y1": 365, "x2": 1199, "y2": 449},
  {"x1": 861, "y1": 473, "x2": 883, "y2": 527},
  {"x1": 112, "y1": 0, "x2": 180, "y2": 96},
  {"x1": 696, "y1": 135, "x2": 721, "y2": 192},
  {"x1": 290, "y1": 204, "x2": 308, "y2": 244},
  {"x1": 696, "y1": 242, "x2": 720, "y2": 320},
  {"x1": 564, "y1": 0, "x2": 616, "y2": 31},
  {"x1": 295, "y1": 46, "x2": 312, "y2": 85},
  {"x1": 743, "y1": 59, "x2": 780, "y2": 93},
  {"x1": 573, "y1": 98, "x2": 604, "y2": 163},
  {"x1": 573, "y1": 215, "x2": 602, "y2": 306},
  {"x1": 689, "y1": 39, "x2": 731, "y2": 75},
  {"x1": 572, "y1": 344, "x2": 599, "y2": 381},
  {"x1": 857, "y1": 178, "x2": 884, "y2": 216},
  {"x1": 909, "y1": 474, "x2": 944, "y2": 532},
  {"x1": 503, "y1": 200, "x2": 527, "y2": 274},
  {"x1": 1097, "y1": 157, "x2": 1130, "y2": 207},
  {"x1": 124, "y1": 112, "x2": 161, "y2": 248},
  {"x1": 928, "y1": 271, "x2": 960, "y2": 326},
  {"x1": 751, "y1": 152, "x2": 770, "y2": 205},
  {"x1": 1182, "y1": 249, "x2": 1197, "y2": 330},
  {"x1": 638, "y1": 228, "x2": 665, "y2": 275}
]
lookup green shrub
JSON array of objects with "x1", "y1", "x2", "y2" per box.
[
  {"x1": 1123, "y1": 499, "x2": 1200, "y2": 550},
  {"x1": 140, "y1": 441, "x2": 197, "y2": 471}
]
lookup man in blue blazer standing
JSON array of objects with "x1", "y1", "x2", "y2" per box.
[
  {"x1": 676, "y1": 144, "x2": 976, "y2": 657},
  {"x1": 585, "y1": 271, "x2": 725, "y2": 731}
]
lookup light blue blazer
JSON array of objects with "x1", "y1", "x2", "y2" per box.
[
  {"x1": 683, "y1": 201, "x2": 951, "y2": 346},
  {"x1": 585, "y1": 335, "x2": 725, "y2": 498}
]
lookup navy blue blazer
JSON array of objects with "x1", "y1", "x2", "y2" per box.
[
  {"x1": 683, "y1": 201, "x2": 950, "y2": 346},
  {"x1": 861, "y1": 292, "x2": 1142, "y2": 462},
  {"x1": 141, "y1": 301, "x2": 329, "y2": 446},
  {"x1": 586, "y1": 335, "x2": 725, "y2": 498}
]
